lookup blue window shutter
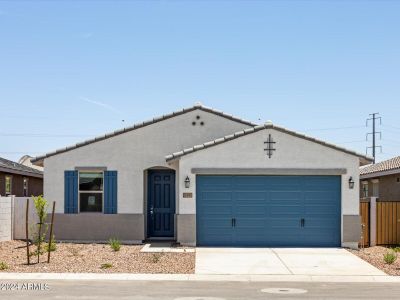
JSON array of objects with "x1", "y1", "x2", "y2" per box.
[
  {"x1": 104, "y1": 171, "x2": 117, "y2": 214},
  {"x1": 64, "y1": 171, "x2": 78, "y2": 214}
]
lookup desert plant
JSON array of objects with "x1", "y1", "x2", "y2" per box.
[
  {"x1": 150, "y1": 252, "x2": 163, "y2": 263},
  {"x1": 45, "y1": 237, "x2": 57, "y2": 252},
  {"x1": 109, "y1": 238, "x2": 121, "y2": 252},
  {"x1": 100, "y1": 263, "x2": 113, "y2": 269},
  {"x1": 67, "y1": 245, "x2": 82, "y2": 257},
  {"x1": 32, "y1": 196, "x2": 50, "y2": 262},
  {"x1": 0, "y1": 262, "x2": 8, "y2": 270},
  {"x1": 384, "y1": 251, "x2": 397, "y2": 265},
  {"x1": 392, "y1": 247, "x2": 400, "y2": 253}
]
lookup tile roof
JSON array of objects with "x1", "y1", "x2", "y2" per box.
[
  {"x1": 360, "y1": 156, "x2": 400, "y2": 176},
  {"x1": 32, "y1": 104, "x2": 256, "y2": 165},
  {"x1": 0, "y1": 157, "x2": 43, "y2": 177},
  {"x1": 165, "y1": 122, "x2": 373, "y2": 164}
]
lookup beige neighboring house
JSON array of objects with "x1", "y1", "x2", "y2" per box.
[
  {"x1": 19, "y1": 155, "x2": 44, "y2": 172},
  {"x1": 360, "y1": 156, "x2": 400, "y2": 201}
]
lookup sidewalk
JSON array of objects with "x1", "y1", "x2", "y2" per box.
[{"x1": 0, "y1": 272, "x2": 399, "y2": 283}]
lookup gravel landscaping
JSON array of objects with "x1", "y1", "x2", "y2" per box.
[
  {"x1": 348, "y1": 246, "x2": 400, "y2": 276},
  {"x1": 0, "y1": 240, "x2": 195, "y2": 274}
]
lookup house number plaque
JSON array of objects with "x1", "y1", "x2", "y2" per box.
[{"x1": 183, "y1": 193, "x2": 193, "y2": 198}]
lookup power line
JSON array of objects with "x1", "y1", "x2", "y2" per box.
[
  {"x1": 0, "y1": 133, "x2": 93, "y2": 138},
  {"x1": 302, "y1": 125, "x2": 365, "y2": 132},
  {"x1": 0, "y1": 152, "x2": 43, "y2": 154}
]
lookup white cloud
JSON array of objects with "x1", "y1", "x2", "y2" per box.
[{"x1": 80, "y1": 96, "x2": 123, "y2": 115}]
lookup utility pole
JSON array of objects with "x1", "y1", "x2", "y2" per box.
[{"x1": 366, "y1": 113, "x2": 382, "y2": 163}]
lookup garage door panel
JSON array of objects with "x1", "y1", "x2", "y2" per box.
[
  {"x1": 196, "y1": 175, "x2": 341, "y2": 247},
  {"x1": 269, "y1": 205, "x2": 302, "y2": 215},
  {"x1": 201, "y1": 191, "x2": 232, "y2": 200}
]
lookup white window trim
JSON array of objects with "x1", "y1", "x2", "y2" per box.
[
  {"x1": 361, "y1": 181, "x2": 369, "y2": 198},
  {"x1": 78, "y1": 170, "x2": 104, "y2": 213}
]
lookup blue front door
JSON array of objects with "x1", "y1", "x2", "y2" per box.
[
  {"x1": 148, "y1": 170, "x2": 175, "y2": 237},
  {"x1": 196, "y1": 175, "x2": 341, "y2": 247}
]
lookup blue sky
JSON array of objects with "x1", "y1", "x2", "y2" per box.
[{"x1": 1, "y1": 1, "x2": 399, "y2": 163}]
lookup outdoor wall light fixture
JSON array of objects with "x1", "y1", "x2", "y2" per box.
[
  {"x1": 185, "y1": 176, "x2": 190, "y2": 188},
  {"x1": 348, "y1": 177, "x2": 355, "y2": 189}
]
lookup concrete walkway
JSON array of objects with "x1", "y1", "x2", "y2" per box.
[{"x1": 195, "y1": 248, "x2": 385, "y2": 276}]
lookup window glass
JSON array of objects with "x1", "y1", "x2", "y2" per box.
[
  {"x1": 362, "y1": 182, "x2": 369, "y2": 198},
  {"x1": 23, "y1": 178, "x2": 28, "y2": 197},
  {"x1": 79, "y1": 171, "x2": 103, "y2": 212},
  {"x1": 80, "y1": 193, "x2": 102, "y2": 212},
  {"x1": 79, "y1": 172, "x2": 103, "y2": 191},
  {"x1": 5, "y1": 176, "x2": 12, "y2": 195}
]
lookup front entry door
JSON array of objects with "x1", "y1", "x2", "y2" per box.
[{"x1": 148, "y1": 170, "x2": 175, "y2": 237}]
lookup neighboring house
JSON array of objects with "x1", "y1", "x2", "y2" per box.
[
  {"x1": 18, "y1": 155, "x2": 44, "y2": 172},
  {"x1": 32, "y1": 104, "x2": 372, "y2": 249},
  {"x1": 360, "y1": 156, "x2": 400, "y2": 201},
  {"x1": 0, "y1": 157, "x2": 43, "y2": 197}
]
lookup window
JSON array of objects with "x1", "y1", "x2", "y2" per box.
[
  {"x1": 79, "y1": 172, "x2": 103, "y2": 212},
  {"x1": 5, "y1": 176, "x2": 12, "y2": 196},
  {"x1": 361, "y1": 182, "x2": 369, "y2": 198},
  {"x1": 23, "y1": 177, "x2": 29, "y2": 197}
]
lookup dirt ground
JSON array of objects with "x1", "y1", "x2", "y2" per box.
[
  {"x1": 0, "y1": 240, "x2": 195, "y2": 273},
  {"x1": 348, "y1": 246, "x2": 400, "y2": 276}
]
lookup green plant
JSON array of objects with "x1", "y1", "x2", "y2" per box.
[
  {"x1": 109, "y1": 238, "x2": 121, "y2": 252},
  {"x1": 150, "y1": 252, "x2": 163, "y2": 263},
  {"x1": 100, "y1": 263, "x2": 113, "y2": 269},
  {"x1": 31, "y1": 196, "x2": 50, "y2": 262},
  {"x1": 384, "y1": 251, "x2": 397, "y2": 265},
  {"x1": 392, "y1": 247, "x2": 400, "y2": 253},
  {"x1": 0, "y1": 262, "x2": 8, "y2": 270},
  {"x1": 45, "y1": 237, "x2": 57, "y2": 252}
]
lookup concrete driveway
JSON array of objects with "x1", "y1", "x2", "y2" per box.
[{"x1": 195, "y1": 248, "x2": 385, "y2": 276}]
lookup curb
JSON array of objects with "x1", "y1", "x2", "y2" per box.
[{"x1": 0, "y1": 273, "x2": 399, "y2": 283}]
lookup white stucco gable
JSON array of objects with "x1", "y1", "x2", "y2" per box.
[
  {"x1": 40, "y1": 105, "x2": 255, "y2": 214},
  {"x1": 168, "y1": 123, "x2": 372, "y2": 215}
]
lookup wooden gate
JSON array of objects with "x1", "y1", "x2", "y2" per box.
[
  {"x1": 376, "y1": 202, "x2": 400, "y2": 245},
  {"x1": 359, "y1": 202, "x2": 370, "y2": 247}
]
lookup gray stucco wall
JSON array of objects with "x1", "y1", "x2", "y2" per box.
[
  {"x1": 49, "y1": 214, "x2": 145, "y2": 242},
  {"x1": 176, "y1": 214, "x2": 195, "y2": 246},
  {"x1": 342, "y1": 215, "x2": 361, "y2": 249}
]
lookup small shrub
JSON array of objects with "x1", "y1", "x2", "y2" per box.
[
  {"x1": 68, "y1": 246, "x2": 82, "y2": 257},
  {"x1": 0, "y1": 262, "x2": 8, "y2": 270},
  {"x1": 392, "y1": 247, "x2": 400, "y2": 253},
  {"x1": 150, "y1": 252, "x2": 163, "y2": 263},
  {"x1": 109, "y1": 238, "x2": 121, "y2": 252},
  {"x1": 384, "y1": 251, "x2": 397, "y2": 265},
  {"x1": 45, "y1": 239, "x2": 57, "y2": 252},
  {"x1": 100, "y1": 263, "x2": 113, "y2": 269}
]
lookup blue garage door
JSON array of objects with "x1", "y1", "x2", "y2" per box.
[{"x1": 196, "y1": 176, "x2": 341, "y2": 247}]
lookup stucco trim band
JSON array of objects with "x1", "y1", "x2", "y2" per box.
[{"x1": 191, "y1": 168, "x2": 347, "y2": 176}]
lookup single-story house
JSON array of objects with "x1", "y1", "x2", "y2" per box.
[
  {"x1": 32, "y1": 104, "x2": 372, "y2": 249},
  {"x1": 0, "y1": 157, "x2": 43, "y2": 197},
  {"x1": 360, "y1": 156, "x2": 400, "y2": 201},
  {"x1": 18, "y1": 155, "x2": 44, "y2": 172}
]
